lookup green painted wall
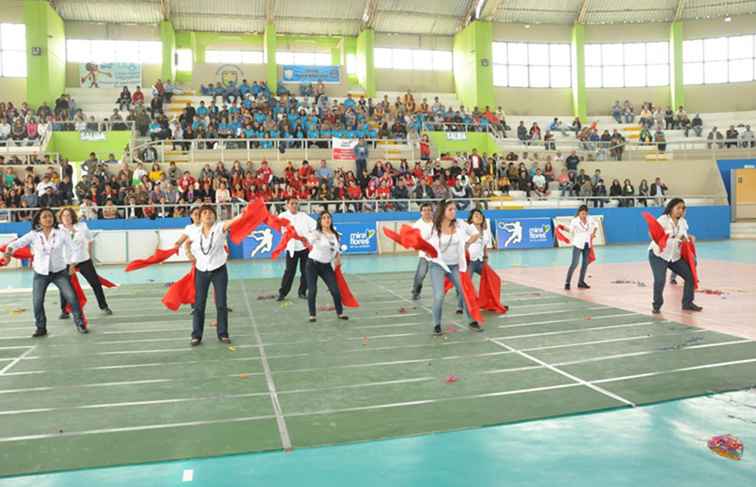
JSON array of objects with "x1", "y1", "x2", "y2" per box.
[
  {"x1": 356, "y1": 29, "x2": 375, "y2": 96},
  {"x1": 160, "y1": 20, "x2": 176, "y2": 82},
  {"x1": 426, "y1": 131, "x2": 498, "y2": 156},
  {"x1": 570, "y1": 24, "x2": 587, "y2": 122},
  {"x1": 24, "y1": 0, "x2": 65, "y2": 107},
  {"x1": 343, "y1": 37, "x2": 358, "y2": 86},
  {"x1": 453, "y1": 21, "x2": 494, "y2": 109},
  {"x1": 264, "y1": 22, "x2": 277, "y2": 92},
  {"x1": 670, "y1": 21, "x2": 685, "y2": 109},
  {"x1": 47, "y1": 132, "x2": 133, "y2": 161}
]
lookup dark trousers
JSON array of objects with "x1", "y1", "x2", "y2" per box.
[
  {"x1": 566, "y1": 244, "x2": 590, "y2": 285},
  {"x1": 411, "y1": 258, "x2": 430, "y2": 299},
  {"x1": 278, "y1": 249, "x2": 308, "y2": 298},
  {"x1": 305, "y1": 259, "x2": 343, "y2": 316},
  {"x1": 60, "y1": 259, "x2": 108, "y2": 311},
  {"x1": 356, "y1": 159, "x2": 367, "y2": 183},
  {"x1": 193, "y1": 264, "x2": 229, "y2": 339},
  {"x1": 470, "y1": 260, "x2": 484, "y2": 276},
  {"x1": 34, "y1": 270, "x2": 84, "y2": 329},
  {"x1": 648, "y1": 251, "x2": 694, "y2": 309}
]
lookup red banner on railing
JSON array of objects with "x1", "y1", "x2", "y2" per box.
[{"x1": 332, "y1": 138, "x2": 358, "y2": 161}]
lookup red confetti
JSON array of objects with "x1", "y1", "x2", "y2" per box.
[
  {"x1": 585, "y1": 316, "x2": 592, "y2": 320},
  {"x1": 317, "y1": 305, "x2": 336, "y2": 312},
  {"x1": 257, "y1": 294, "x2": 277, "y2": 300},
  {"x1": 446, "y1": 375, "x2": 459, "y2": 384},
  {"x1": 447, "y1": 325, "x2": 461, "y2": 334}
]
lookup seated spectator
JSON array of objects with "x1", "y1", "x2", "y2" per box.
[
  {"x1": 611, "y1": 100, "x2": 622, "y2": 123},
  {"x1": 531, "y1": 168, "x2": 548, "y2": 199},
  {"x1": 740, "y1": 125, "x2": 755, "y2": 148},
  {"x1": 687, "y1": 113, "x2": 703, "y2": 137},
  {"x1": 637, "y1": 179, "x2": 649, "y2": 207},
  {"x1": 116, "y1": 86, "x2": 131, "y2": 111},
  {"x1": 650, "y1": 177, "x2": 668, "y2": 205},
  {"x1": 102, "y1": 199, "x2": 119, "y2": 219},
  {"x1": 725, "y1": 125, "x2": 739, "y2": 148},
  {"x1": 655, "y1": 129, "x2": 666, "y2": 153},
  {"x1": 622, "y1": 100, "x2": 635, "y2": 123},
  {"x1": 609, "y1": 179, "x2": 622, "y2": 205},
  {"x1": 707, "y1": 127, "x2": 723, "y2": 149},
  {"x1": 593, "y1": 178, "x2": 607, "y2": 208},
  {"x1": 621, "y1": 178, "x2": 635, "y2": 207},
  {"x1": 131, "y1": 86, "x2": 144, "y2": 105}
]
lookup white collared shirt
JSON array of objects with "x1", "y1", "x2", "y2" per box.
[
  {"x1": 649, "y1": 215, "x2": 688, "y2": 262},
  {"x1": 306, "y1": 230, "x2": 340, "y2": 264},
  {"x1": 427, "y1": 219, "x2": 478, "y2": 272},
  {"x1": 280, "y1": 210, "x2": 317, "y2": 255},
  {"x1": 412, "y1": 218, "x2": 434, "y2": 260},
  {"x1": 8, "y1": 228, "x2": 76, "y2": 275},
  {"x1": 187, "y1": 222, "x2": 228, "y2": 272},
  {"x1": 569, "y1": 216, "x2": 598, "y2": 249},
  {"x1": 60, "y1": 222, "x2": 93, "y2": 264},
  {"x1": 468, "y1": 225, "x2": 492, "y2": 262}
]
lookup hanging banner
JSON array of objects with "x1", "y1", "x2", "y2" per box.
[
  {"x1": 446, "y1": 132, "x2": 467, "y2": 141},
  {"x1": 79, "y1": 63, "x2": 142, "y2": 88},
  {"x1": 332, "y1": 138, "x2": 358, "y2": 160},
  {"x1": 281, "y1": 65, "x2": 340, "y2": 84},
  {"x1": 495, "y1": 217, "x2": 554, "y2": 249},
  {"x1": 335, "y1": 223, "x2": 378, "y2": 255}
]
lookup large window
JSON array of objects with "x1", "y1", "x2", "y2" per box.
[
  {"x1": 205, "y1": 49, "x2": 264, "y2": 64},
  {"x1": 373, "y1": 48, "x2": 453, "y2": 71},
  {"x1": 585, "y1": 42, "x2": 669, "y2": 88},
  {"x1": 346, "y1": 53, "x2": 357, "y2": 75},
  {"x1": 276, "y1": 51, "x2": 331, "y2": 66},
  {"x1": 175, "y1": 49, "x2": 192, "y2": 72},
  {"x1": 0, "y1": 23, "x2": 26, "y2": 77},
  {"x1": 492, "y1": 42, "x2": 571, "y2": 88},
  {"x1": 66, "y1": 39, "x2": 162, "y2": 64},
  {"x1": 684, "y1": 35, "x2": 756, "y2": 85}
]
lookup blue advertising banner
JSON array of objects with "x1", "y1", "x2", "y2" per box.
[
  {"x1": 335, "y1": 223, "x2": 377, "y2": 255},
  {"x1": 495, "y1": 217, "x2": 554, "y2": 249},
  {"x1": 281, "y1": 65, "x2": 340, "y2": 84},
  {"x1": 241, "y1": 225, "x2": 282, "y2": 260}
]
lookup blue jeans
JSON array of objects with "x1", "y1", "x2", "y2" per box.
[
  {"x1": 565, "y1": 245, "x2": 590, "y2": 285},
  {"x1": 648, "y1": 251, "x2": 694, "y2": 309},
  {"x1": 470, "y1": 260, "x2": 484, "y2": 276},
  {"x1": 429, "y1": 263, "x2": 467, "y2": 327},
  {"x1": 33, "y1": 270, "x2": 84, "y2": 330},
  {"x1": 412, "y1": 258, "x2": 430, "y2": 299},
  {"x1": 193, "y1": 264, "x2": 229, "y2": 339},
  {"x1": 305, "y1": 259, "x2": 343, "y2": 316}
]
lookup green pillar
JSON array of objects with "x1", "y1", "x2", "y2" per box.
[
  {"x1": 330, "y1": 46, "x2": 341, "y2": 66},
  {"x1": 160, "y1": 20, "x2": 175, "y2": 82},
  {"x1": 24, "y1": 0, "x2": 65, "y2": 107},
  {"x1": 452, "y1": 21, "x2": 494, "y2": 109},
  {"x1": 670, "y1": 20, "x2": 685, "y2": 109},
  {"x1": 570, "y1": 24, "x2": 587, "y2": 122},
  {"x1": 356, "y1": 29, "x2": 375, "y2": 97},
  {"x1": 264, "y1": 22, "x2": 277, "y2": 93}
]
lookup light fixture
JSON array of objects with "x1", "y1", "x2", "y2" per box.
[
  {"x1": 724, "y1": 16, "x2": 732, "y2": 22},
  {"x1": 524, "y1": 24, "x2": 531, "y2": 29}
]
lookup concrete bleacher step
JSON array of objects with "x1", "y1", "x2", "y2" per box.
[{"x1": 731, "y1": 221, "x2": 756, "y2": 239}]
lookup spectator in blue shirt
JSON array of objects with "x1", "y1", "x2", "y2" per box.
[
  {"x1": 354, "y1": 138, "x2": 368, "y2": 183},
  {"x1": 315, "y1": 160, "x2": 333, "y2": 187}
]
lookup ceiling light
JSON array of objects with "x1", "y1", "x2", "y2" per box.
[
  {"x1": 724, "y1": 16, "x2": 732, "y2": 22},
  {"x1": 524, "y1": 24, "x2": 531, "y2": 29}
]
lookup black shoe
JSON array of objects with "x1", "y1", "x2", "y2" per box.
[
  {"x1": 191, "y1": 337, "x2": 202, "y2": 346},
  {"x1": 76, "y1": 325, "x2": 89, "y2": 334},
  {"x1": 309, "y1": 316, "x2": 316, "y2": 323},
  {"x1": 433, "y1": 325, "x2": 443, "y2": 336},
  {"x1": 469, "y1": 322, "x2": 484, "y2": 332},
  {"x1": 58, "y1": 312, "x2": 70, "y2": 320},
  {"x1": 32, "y1": 328, "x2": 47, "y2": 338},
  {"x1": 652, "y1": 307, "x2": 661, "y2": 314},
  {"x1": 219, "y1": 336, "x2": 231, "y2": 344},
  {"x1": 670, "y1": 279, "x2": 678, "y2": 285},
  {"x1": 682, "y1": 304, "x2": 703, "y2": 312},
  {"x1": 275, "y1": 295, "x2": 285, "y2": 302},
  {"x1": 228, "y1": 307, "x2": 233, "y2": 313},
  {"x1": 337, "y1": 315, "x2": 349, "y2": 320},
  {"x1": 101, "y1": 307, "x2": 113, "y2": 316},
  {"x1": 578, "y1": 282, "x2": 590, "y2": 289},
  {"x1": 298, "y1": 293, "x2": 307, "y2": 299},
  {"x1": 564, "y1": 284, "x2": 571, "y2": 290},
  {"x1": 455, "y1": 309, "x2": 463, "y2": 315}
]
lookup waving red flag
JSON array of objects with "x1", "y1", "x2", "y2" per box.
[
  {"x1": 97, "y1": 275, "x2": 118, "y2": 288},
  {"x1": 335, "y1": 265, "x2": 359, "y2": 308},
  {"x1": 162, "y1": 267, "x2": 196, "y2": 311},
  {"x1": 64, "y1": 271, "x2": 89, "y2": 327},
  {"x1": 265, "y1": 213, "x2": 291, "y2": 233},
  {"x1": 642, "y1": 212, "x2": 668, "y2": 251},
  {"x1": 0, "y1": 246, "x2": 33, "y2": 266},
  {"x1": 125, "y1": 247, "x2": 178, "y2": 272},
  {"x1": 680, "y1": 240, "x2": 699, "y2": 289},
  {"x1": 229, "y1": 198, "x2": 269, "y2": 244},
  {"x1": 588, "y1": 234, "x2": 596, "y2": 264},
  {"x1": 478, "y1": 263, "x2": 509, "y2": 314},
  {"x1": 459, "y1": 271, "x2": 483, "y2": 323},
  {"x1": 555, "y1": 224, "x2": 571, "y2": 244},
  {"x1": 383, "y1": 225, "x2": 438, "y2": 258},
  {"x1": 270, "y1": 223, "x2": 310, "y2": 259}
]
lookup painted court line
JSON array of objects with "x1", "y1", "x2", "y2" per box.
[
  {"x1": 503, "y1": 306, "x2": 609, "y2": 319},
  {"x1": 498, "y1": 313, "x2": 639, "y2": 329},
  {"x1": 0, "y1": 347, "x2": 36, "y2": 376},
  {"x1": 240, "y1": 279, "x2": 292, "y2": 452},
  {"x1": 592, "y1": 357, "x2": 756, "y2": 384},
  {"x1": 495, "y1": 322, "x2": 655, "y2": 340}
]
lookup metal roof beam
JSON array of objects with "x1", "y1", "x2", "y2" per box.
[
  {"x1": 160, "y1": 0, "x2": 170, "y2": 21},
  {"x1": 265, "y1": 0, "x2": 274, "y2": 23},
  {"x1": 674, "y1": 0, "x2": 686, "y2": 20},
  {"x1": 576, "y1": 0, "x2": 590, "y2": 24},
  {"x1": 361, "y1": 0, "x2": 378, "y2": 29},
  {"x1": 460, "y1": 0, "x2": 481, "y2": 29}
]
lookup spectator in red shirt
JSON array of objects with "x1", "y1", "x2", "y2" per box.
[
  {"x1": 256, "y1": 160, "x2": 272, "y2": 185},
  {"x1": 132, "y1": 86, "x2": 145, "y2": 105},
  {"x1": 298, "y1": 160, "x2": 314, "y2": 181}
]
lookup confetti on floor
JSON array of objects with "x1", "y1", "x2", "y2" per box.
[{"x1": 446, "y1": 375, "x2": 459, "y2": 384}]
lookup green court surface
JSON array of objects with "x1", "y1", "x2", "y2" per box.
[{"x1": 0, "y1": 271, "x2": 755, "y2": 478}]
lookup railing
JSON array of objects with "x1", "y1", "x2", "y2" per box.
[
  {"x1": 50, "y1": 120, "x2": 136, "y2": 133},
  {"x1": 0, "y1": 194, "x2": 726, "y2": 224},
  {"x1": 0, "y1": 153, "x2": 61, "y2": 165}
]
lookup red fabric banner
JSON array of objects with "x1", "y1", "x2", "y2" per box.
[
  {"x1": 229, "y1": 198, "x2": 269, "y2": 244},
  {"x1": 125, "y1": 248, "x2": 178, "y2": 272},
  {"x1": 335, "y1": 265, "x2": 359, "y2": 308},
  {"x1": 478, "y1": 263, "x2": 509, "y2": 314},
  {"x1": 459, "y1": 271, "x2": 483, "y2": 323},
  {"x1": 382, "y1": 225, "x2": 438, "y2": 258},
  {"x1": 642, "y1": 212, "x2": 668, "y2": 251},
  {"x1": 681, "y1": 240, "x2": 699, "y2": 289},
  {"x1": 162, "y1": 267, "x2": 196, "y2": 311},
  {"x1": 98, "y1": 275, "x2": 118, "y2": 288},
  {"x1": 0, "y1": 244, "x2": 33, "y2": 266},
  {"x1": 555, "y1": 224, "x2": 571, "y2": 244}
]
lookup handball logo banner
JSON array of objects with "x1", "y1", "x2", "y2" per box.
[
  {"x1": 338, "y1": 224, "x2": 378, "y2": 255},
  {"x1": 79, "y1": 63, "x2": 141, "y2": 88},
  {"x1": 495, "y1": 218, "x2": 554, "y2": 249}
]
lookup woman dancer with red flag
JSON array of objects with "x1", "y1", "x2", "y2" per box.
[
  {"x1": 466, "y1": 208, "x2": 493, "y2": 277},
  {"x1": 428, "y1": 200, "x2": 481, "y2": 336},
  {"x1": 3, "y1": 208, "x2": 87, "y2": 336},
  {"x1": 564, "y1": 205, "x2": 598, "y2": 290},
  {"x1": 303, "y1": 211, "x2": 350, "y2": 323},
  {"x1": 648, "y1": 198, "x2": 702, "y2": 314},
  {"x1": 57, "y1": 208, "x2": 113, "y2": 318}
]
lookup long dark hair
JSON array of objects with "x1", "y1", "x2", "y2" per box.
[
  {"x1": 32, "y1": 208, "x2": 57, "y2": 231},
  {"x1": 467, "y1": 208, "x2": 487, "y2": 231},
  {"x1": 433, "y1": 199, "x2": 456, "y2": 237},
  {"x1": 663, "y1": 197, "x2": 685, "y2": 215},
  {"x1": 575, "y1": 204, "x2": 589, "y2": 216},
  {"x1": 316, "y1": 210, "x2": 340, "y2": 238}
]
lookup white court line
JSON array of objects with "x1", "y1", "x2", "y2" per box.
[
  {"x1": 503, "y1": 306, "x2": 608, "y2": 319},
  {"x1": 0, "y1": 345, "x2": 35, "y2": 351},
  {"x1": 592, "y1": 357, "x2": 756, "y2": 384},
  {"x1": 0, "y1": 347, "x2": 36, "y2": 376},
  {"x1": 499, "y1": 313, "x2": 637, "y2": 329},
  {"x1": 494, "y1": 322, "x2": 655, "y2": 341},
  {"x1": 240, "y1": 279, "x2": 292, "y2": 452}
]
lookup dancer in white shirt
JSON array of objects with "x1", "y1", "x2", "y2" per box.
[
  {"x1": 466, "y1": 208, "x2": 493, "y2": 277},
  {"x1": 58, "y1": 208, "x2": 113, "y2": 318},
  {"x1": 4, "y1": 208, "x2": 87, "y2": 336},
  {"x1": 564, "y1": 205, "x2": 598, "y2": 290},
  {"x1": 276, "y1": 198, "x2": 317, "y2": 301},
  {"x1": 411, "y1": 202, "x2": 434, "y2": 300},
  {"x1": 304, "y1": 211, "x2": 349, "y2": 322},
  {"x1": 648, "y1": 198, "x2": 702, "y2": 314}
]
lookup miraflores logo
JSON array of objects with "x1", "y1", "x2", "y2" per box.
[
  {"x1": 528, "y1": 223, "x2": 551, "y2": 242},
  {"x1": 349, "y1": 228, "x2": 376, "y2": 247}
]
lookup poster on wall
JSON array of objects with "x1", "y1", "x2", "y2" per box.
[
  {"x1": 79, "y1": 63, "x2": 141, "y2": 88},
  {"x1": 335, "y1": 223, "x2": 377, "y2": 255},
  {"x1": 552, "y1": 216, "x2": 607, "y2": 248},
  {"x1": 495, "y1": 217, "x2": 554, "y2": 249},
  {"x1": 332, "y1": 138, "x2": 358, "y2": 160},
  {"x1": 215, "y1": 64, "x2": 244, "y2": 87},
  {"x1": 241, "y1": 225, "x2": 282, "y2": 260},
  {"x1": 282, "y1": 65, "x2": 340, "y2": 84}
]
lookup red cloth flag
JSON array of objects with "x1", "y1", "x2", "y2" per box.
[
  {"x1": 64, "y1": 270, "x2": 89, "y2": 327},
  {"x1": 681, "y1": 239, "x2": 699, "y2": 289},
  {"x1": 229, "y1": 198, "x2": 269, "y2": 244},
  {"x1": 0, "y1": 245, "x2": 33, "y2": 266},
  {"x1": 382, "y1": 225, "x2": 438, "y2": 258},
  {"x1": 265, "y1": 213, "x2": 291, "y2": 233},
  {"x1": 270, "y1": 223, "x2": 310, "y2": 259},
  {"x1": 478, "y1": 263, "x2": 509, "y2": 314},
  {"x1": 162, "y1": 267, "x2": 196, "y2": 311},
  {"x1": 459, "y1": 271, "x2": 483, "y2": 323},
  {"x1": 335, "y1": 265, "x2": 359, "y2": 308},
  {"x1": 588, "y1": 234, "x2": 596, "y2": 264},
  {"x1": 125, "y1": 248, "x2": 178, "y2": 272},
  {"x1": 555, "y1": 224, "x2": 571, "y2": 244},
  {"x1": 98, "y1": 275, "x2": 118, "y2": 288},
  {"x1": 642, "y1": 212, "x2": 668, "y2": 251}
]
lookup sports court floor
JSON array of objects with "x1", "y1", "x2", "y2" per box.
[{"x1": 0, "y1": 241, "x2": 754, "y2": 486}]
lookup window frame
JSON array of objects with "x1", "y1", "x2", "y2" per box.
[
  {"x1": 492, "y1": 41, "x2": 572, "y2": 88},
  {"x1": 585, "y1": 41, "x2": 670, "y2": 88},
  {"x1": 683, "y1": 34, "x2": 756, "y2": 85}
]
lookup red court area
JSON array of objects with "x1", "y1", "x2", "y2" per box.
[{"x1": 503, "y1": 260, "x2": 756, "y2": 340}]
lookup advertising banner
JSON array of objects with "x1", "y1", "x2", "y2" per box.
[
  {"x1": 281, "y1": 65, "x2": 340, "y2": 84},
  {"x1": 79, "y1": 63, "x2": 141, "y2": 88},
  {"x1": 241, "y1": 225, "x2": 282, "y2": 260},
  {"x1": 332, "y1": 138, "x2": 358, "y2": 160},
  {"x1": 335, "y1": 223, "x2": 378, "y2": 255},
  {"x1": 495, "y1": 217, "x2": 554, "y2": 249}
]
